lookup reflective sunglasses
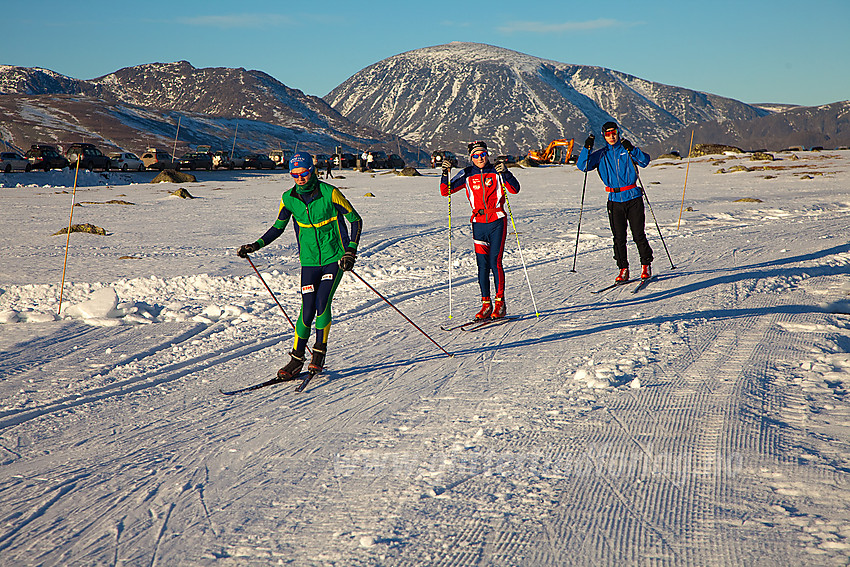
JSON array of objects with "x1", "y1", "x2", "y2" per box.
[
  {"x1": 290, "y1": 169, "x2": 312, "y2": 179},
  {"x1": 471, "y1": 152, "x2": 488, "y2": 159}
]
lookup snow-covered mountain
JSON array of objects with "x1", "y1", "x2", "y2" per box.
[
  {"x1": 645, "y1": 100, "x2": 850, "y2": 157},
  {"x1": 0, "y1": 63, "x2": 421, "y2": 160},
  {"x1": 325, "y1": 42, "x2": 771, "y2": 156},
  {"x1": 0, "y1": 65, "x2": 87, "y2": 95}
]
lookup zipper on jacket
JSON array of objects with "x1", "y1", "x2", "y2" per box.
[{"x1": 305, "y1": 199, "x2": 323, "y2": 265}]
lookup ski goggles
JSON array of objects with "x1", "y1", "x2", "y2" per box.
[{"x1": 471, "y1": 151, "x2": 488, "y2": 159}]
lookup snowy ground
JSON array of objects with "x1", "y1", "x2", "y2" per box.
[{"x1": 1, "y1": 151, "x2": 849, "y2": 566}]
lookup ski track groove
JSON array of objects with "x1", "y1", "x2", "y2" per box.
[
  {"x1": 0, "y1": 472, "x2": 90, "y2": 553},
  {"x1": 0, "y1": 333, "x2": 287, "y2": 431}
]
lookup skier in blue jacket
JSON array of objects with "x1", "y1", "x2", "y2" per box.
[{"x1": 577, "y1": 121, "x2": 653, "y2": 282}]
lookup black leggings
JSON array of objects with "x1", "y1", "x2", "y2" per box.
[{"x1": 607, "y1": 197, "x2": 653, "y2": 269}]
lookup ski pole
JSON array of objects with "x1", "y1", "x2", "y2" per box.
[
  {"x1": 677, "y1": 130, "x2": 695, "y2": 229},
  {"x1": 571, "y1": 166, "x2": 589, "y2": 272},
  {"x1": 499, "y1": 175, "x2": 540, "y2": 318},
  {"x1": 246, "y1": 255, "x2": 312, "y2": 354},
  {"x1": 631, "y1": 161, "x2": 676, "y2": 270},
  {"x1": 448, "y1": 191, "x2": 453, "y2": 319},
  {"x1": 57, "y1": 155, "x2": 81, "y2": 317},
  {"x1": 349, "y1": 270, "x2": 453, "y2": 358}
]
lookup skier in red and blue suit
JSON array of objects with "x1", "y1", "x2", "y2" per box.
[{"x1": 440, "y1": 141, "x2": 520, "y2": 319}]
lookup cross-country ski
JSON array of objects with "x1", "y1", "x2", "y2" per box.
[
  {"x1": 461, "y1": 315, "x2": 521, "y2": 331},
  {"x1": 220, "y1": 373, "x2": 309, "y2": 396}
]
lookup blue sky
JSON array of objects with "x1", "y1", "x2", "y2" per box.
[{"x1": 3, "y1": 0, "x2": 848, "y2": 107}]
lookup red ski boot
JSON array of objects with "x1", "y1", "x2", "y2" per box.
[
  {"x1": 615, "y1": 268, "x2": 630, "y2": 282},
  {"x1": 475, "y1": 297, "x2": 493, "y2": 320},
  {"x1": 640, "y1": 264, "x2": 652, "y2": 280},
  {"x1": 491, "y1": 295, "x2": 506, "y2": 319}
]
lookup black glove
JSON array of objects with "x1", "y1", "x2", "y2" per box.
[
  {"x1": 621, "y1": 139, "x2": 633, "y2": 152},
  {"x1": 338, "y1": 250, "x2": 356, "y2": 271},
  {"x1": 441, "y1": 160, "x2": 451, "y2": 176},
  {"x1": 237, "y1": 242, "x2": 258, "y2": 258},
  {"x1": 495, "y1": 161, "x2": 507, "y2": 173},
  {"x1": 584, "y1": 134, "x2": 595, "y2": 150}
]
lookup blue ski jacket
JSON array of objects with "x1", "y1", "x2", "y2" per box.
[{"x1": 577, "y1": 142, "x2": 650, "y2": 202}]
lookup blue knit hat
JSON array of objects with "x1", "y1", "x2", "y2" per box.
[{"x1": 289, "y1": 152, "x2": 314, "y2": 172}]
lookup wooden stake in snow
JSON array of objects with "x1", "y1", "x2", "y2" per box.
[
  {"x1": 677, "y1": 130, "x2": 695, "y2": 230},
  {"x1": 58, "y1": 155, "x2": 81, "y2": 317}
]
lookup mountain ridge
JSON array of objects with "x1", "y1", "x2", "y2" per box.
[
  {"x1": 325, "y1": 42, "x2": 772, "y2": 157},
  {"x1": 0, "y1": 62, "x2": 421, "y2": 161}
]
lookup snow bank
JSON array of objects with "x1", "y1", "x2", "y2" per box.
[{"x1": 0, "y1": 168, "x2": 137, "y2": 188}]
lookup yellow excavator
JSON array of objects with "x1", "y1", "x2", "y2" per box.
[{"x1": 527, "y1": 138, "x2": 574, "y2": 164}]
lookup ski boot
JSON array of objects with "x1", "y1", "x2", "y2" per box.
[
  {"x1": 277, "y1": 350, "x2": 305, "y2": 381},
  {"x1": 308, "y1": 342, "x2": 327, "y2": 374},
  {"x1": 475, "y1": 297, "x2": 493, "y2": 320},
  {"x1": 615, "y1": 268, "x2": 630, "y2": 282},
  {"x1": 491, "y1": 295, "x2": 506, "y2": 318},
  {"x1": 641, "y1": 264, "x2": 651, "y2": 280}
]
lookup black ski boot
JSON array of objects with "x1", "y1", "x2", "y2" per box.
[
  {"x1": 277, "y1": 350, "x2": 305, "y2": 381},
  {"x1": 308, "y1": 342, "x2": 327, "y2": 373}
]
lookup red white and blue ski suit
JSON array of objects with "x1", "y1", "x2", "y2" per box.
[{"x1": 441, "y1": 163, "x2": 520, "y2": 298}]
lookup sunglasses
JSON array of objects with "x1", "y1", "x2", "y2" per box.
[
  {"x1": 290, "y1": 169, "x2": 312, "y2": 179},
  {"x1": 471, "y1": 152, "x2": 488, "y2": 159}
]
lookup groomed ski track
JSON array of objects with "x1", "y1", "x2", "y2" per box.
[{"x1": 1, "y1": 154, "x2": 849, "y2": 565}]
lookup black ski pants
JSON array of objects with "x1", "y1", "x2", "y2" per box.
[{"x1": 607, "y1": 196, "x2": 653, "y2": 269}]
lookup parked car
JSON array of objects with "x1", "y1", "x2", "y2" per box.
[
  {"x1": 367, "y1": 150, "x2": 389, "y2": 168},
  {"x1": 332, "y1": 153, "x2": 356, "y2": 168},
  {"x1": 66, "y1": 143, "x2": 111, "y2": 171},
  {"x1": 108, "y1": 152, "x2": 145, "y2": 171},
  {"x1": 314, "y1": 154, "x2": 332, "y2": 170},
  {"x1": 211, "y1": 150, "x2": 244, "y2": 169},
  {"x1": 178, "y1": 151, "x2": 213, "y2": 171},
  {"x1": 141, "y1": 148, "x2": 180, "y2": 170},
  {"x1": 25, "y1": 144, "x2": 70, "y2": 171},
  {"x1": 243, "y1": 153, "x2": 276, "y2": 169},
  {"x1": 388, "y1": 154, "x2": 405, "y2": 169},
  {"x1": 269, "y1": 150, "x2": 288, "y2": 169},
  {"x1": 430, "y1": 150, "x2": 458, "y2": 169},
  {"x1": 0, "y1": 151, "x2": 29, "y2": 173}
]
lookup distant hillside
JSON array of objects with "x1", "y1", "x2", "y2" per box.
[
  {"x1": 646, "y1": 100, "x2": 850, "y2": 157},
  {"x1": 0, "y1": 63, "x2": 422, "y2": 161},
  {"x1": 325, "y1": 42, "x2": 770, "y2": 158}
]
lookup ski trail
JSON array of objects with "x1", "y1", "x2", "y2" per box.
[
  {"x1": 148, "y1": 502, "x2": 175, "y2": 567},
  {"x1": 0, "y1": 333, "x2": 283, "y2": 430},
  {"x1": 0, "y1": 472, "x2": 90, "y2": 552}
]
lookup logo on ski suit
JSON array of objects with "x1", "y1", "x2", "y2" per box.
[{"x1": 470, "y1": 176, "x2": 495, "y2": 191}]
